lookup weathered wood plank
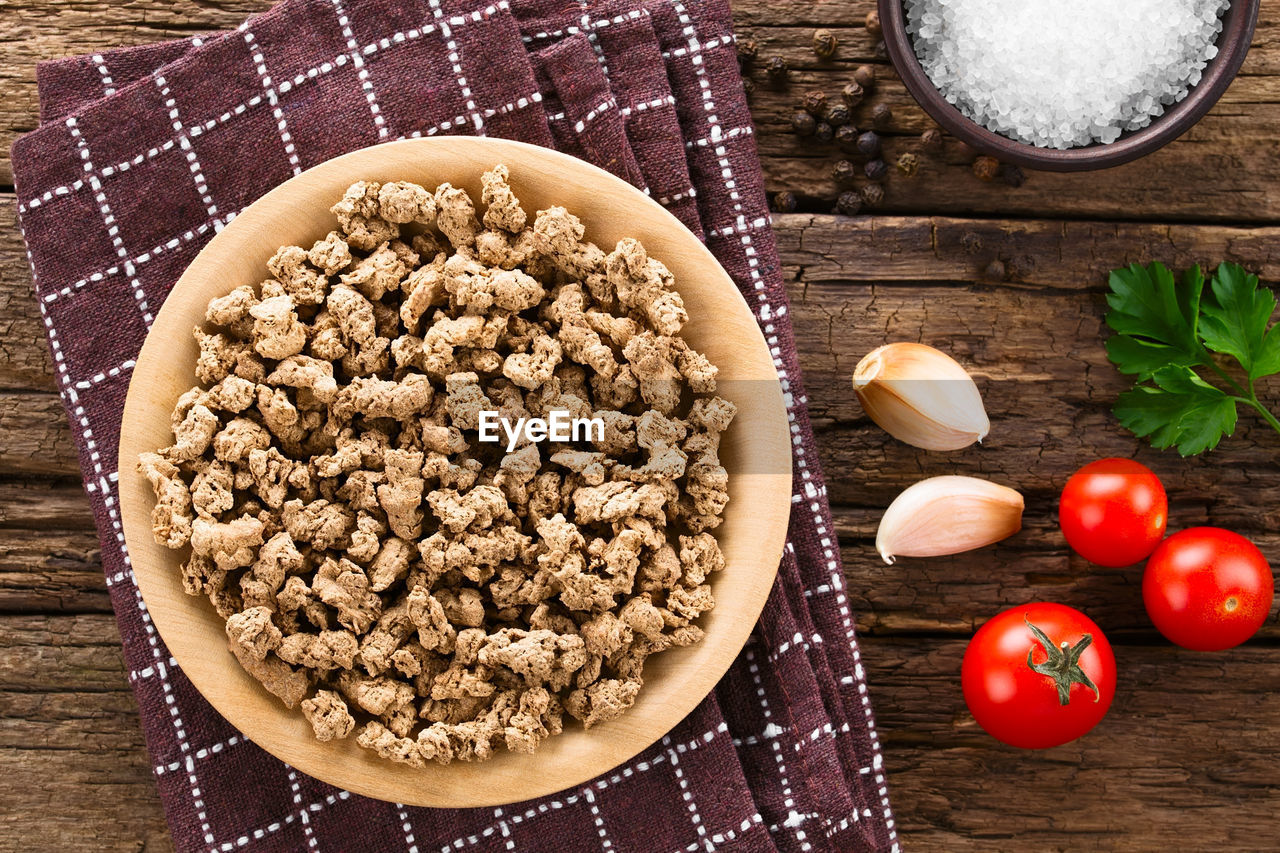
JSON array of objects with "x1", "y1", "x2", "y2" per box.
[
  {"x1": 0, "y1": 393, "x2": 80, "y2": 478},
  {"x1": 0, "y1": 202, "x2": 57, "y2": 392},
  {"x1": 4, "y1": 616, "x2": 1278, "y2": 852},
  {"x1": 861, "y1": 635, "x2": 1280, "y2": 851},
  {"x1": 0, "y1": 614, "x2": 172, "y2": 853},
  {"x1": 0, "y1": 528, "x2": 106, "y2": 613},
  {"x1": 4, "y1": 1, "x2": 1280, "y2": 221},
  {"x1": 0, "y1": 482, "x2": 94, "y2": 529},
  {"x1": 776, "y1": 214, "x2": 1280, "y2": 635}
]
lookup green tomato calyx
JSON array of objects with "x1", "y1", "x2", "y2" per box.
[{"x1": 1024, "y1": 616, "x2": 1101, "y2": 707}]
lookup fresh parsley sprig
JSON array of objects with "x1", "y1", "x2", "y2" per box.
[{"x1": 1105, "y1": 261, "x2": 1280, "y2": 455}]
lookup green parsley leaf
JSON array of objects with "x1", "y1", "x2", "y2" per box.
[
  {"x1": 1200, "y1": 262, "x2": 1280, "y2": 379},
  {"x1": 1105, "y1": 260, "x2": 1280, "y2": 454},
  {"x1": 1104, "y1": 333, "x2": 1203, "y2": 381},
  {"x1": 1104, "y1": 262, "x2": 1205, "y2": 369},
  {"x1": 1113, "y1": 365, "x2": 1238, "y2": 456}
]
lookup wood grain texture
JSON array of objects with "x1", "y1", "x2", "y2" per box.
[
  {"x1": 0, "y1": 616, "x2": 173, "y2": 853},
  {"x1": 4, "y1": 0, "x2": 1280, "y2": 848}
]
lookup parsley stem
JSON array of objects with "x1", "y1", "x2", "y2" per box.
[
  {"x1": 1244, "y1": 395, "x2": 1280, "y2": 436},
  {"x1": 1203, "y1": 355, "x2": 1249, "y2": 398}
]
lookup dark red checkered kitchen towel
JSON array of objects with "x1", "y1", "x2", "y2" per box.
[{"x1": 13, "y1": 1, "x2": 897, "y2": 851}]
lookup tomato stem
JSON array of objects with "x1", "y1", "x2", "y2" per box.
[{"x1": 1024, "y1": 616, "x2": 1101, "y2": 706}]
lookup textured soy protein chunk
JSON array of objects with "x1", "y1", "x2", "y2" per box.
[{"x1": 140, "y1": 164, "x2": 736, "y2": 767}]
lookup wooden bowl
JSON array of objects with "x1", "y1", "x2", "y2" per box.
[
  {"x1": 117, "y1": 138, "x2": 792, "y2": 807},
  {"x1": 879, "y1": 0, "x2": 1261, "y2": 171}
]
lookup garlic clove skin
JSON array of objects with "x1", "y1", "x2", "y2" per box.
[
  {"x1": 853, "y1": 343, "x2": 990, "y2": 451},
  {"x1": 876, "y1": 475, "x2": 1023, "y2": 565}
]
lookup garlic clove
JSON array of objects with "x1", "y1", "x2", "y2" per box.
[
  {"x1": 853, "y1": 343, "x2": 990, "y2": 451},
  {"x1": 876, "y1": 475, "x2": 1023, "y2": 565}
]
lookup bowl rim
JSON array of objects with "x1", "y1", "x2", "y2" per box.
[
  {"x1": 879, "y1": 0, "x2": 1261, "y2": 172},
  {"x1": 117, "y1": 136, "x2": 793, "y2": 807}
]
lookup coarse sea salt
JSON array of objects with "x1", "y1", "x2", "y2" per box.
[{"x1": 904, "y1": 0, "x2": 1230, "y2": 149}]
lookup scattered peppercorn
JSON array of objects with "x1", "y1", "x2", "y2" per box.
[
  {"x1": 984, "y1": 258, "x2": 1007, "y2": 281},
  {"x1": 825, "y1": 103, "x2": 852, "y2": 127},
  {"x1": 832, "y1": 159, "x2": 858, "y2": 185},
  {"x1": 1007, "y1": 254, "x2": 1037, "y2": 279},
  {"x1": 859, "y1": 183, "x2": 885, "y2": 207},
  {"x1": 802, "y1": 90, "x2": 828, "y2": 118},
  {"x1": 972, "y1": 156, "x2": 1001, "y2": 181},
  {"x1": 772, "y1": 191, "x2": 798, "y2": 213},
  {"x1": 742, "y1": 77, "x2": 756, "y2": 97},
  {"x1": 960, "y1": 232, "x2": 983, "y2": 254},
  {"x1": 791, "y1": 111, "x2": 817, "y2": 137},
  {"x1": 1000, "y1": 164, "x2": 1027, "y2": 188},
  {"x1": 865, "y1": 10, "x2": 882, "y2": 38},
  {"x1": 855, "y1": 131, "x2": 881, "y2": 157},
  {"x1": 814, "y1": 122, "x2": 835, "y2": 143},
  {"x1": 766, "y1": 55, "x2": 789, "y2": 83},
  {"x1": 737, "y1": 38, "x2": 759, "y2": 68},
  {"x1": 896, "y1": 152, "x2": 920, "y2": 177},
  {"x1": 813, "y1": 28, "x2": 839, "y2": 60},
  {"x1": 865, "y1": 159, "x2": 889, "y2": 181},
  {"x1": 841, "y1": 82, "x2": 865, "y2": 109},
  {"x1": 835, "y1": 124, "x2": 861, "y2": 153},
  {"x1": 871, "y1": 103, "x2": 893, "y2": 128},
  {"x1": 836, "y1": 191, "x2": 862, "y2": 216},
  {"x1": 920, "y1": 128, "x2": 944, "y2": 151},
  {"x1": 854, "y1": 65, "x2": 876, "y2": 91}
]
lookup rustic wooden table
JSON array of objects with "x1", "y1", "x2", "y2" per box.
[{"x1": 3, "y1": 1, "x2": 1279, "y2": 850}]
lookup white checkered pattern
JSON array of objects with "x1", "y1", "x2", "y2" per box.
[{"x1": 13, "y1": 0, "x2": 896, "y2": 850}]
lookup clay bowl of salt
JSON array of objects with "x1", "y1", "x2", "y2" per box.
[{"x1": 880, "y1": 0, "x2": 1260, "y2": 171}]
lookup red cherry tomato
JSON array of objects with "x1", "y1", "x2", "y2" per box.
[
  {"x1": 1143, "y1": 527, "x2": 1274, "y2": 651},
  {"x1": 1059, "y1": 458, "x2": 1167, "y2": 567},
  {"x1": 962, "y1": 602, "x2": 1116, "y2": 749}
]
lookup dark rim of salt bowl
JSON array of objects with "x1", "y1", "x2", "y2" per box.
[{"x1": 879, "y1": 0, "x2": 1261, "y2": 172}]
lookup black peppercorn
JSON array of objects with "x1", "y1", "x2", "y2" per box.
[
  {"x1": 855, "y1": 131, "x2": 881, "y2": 157},
  {"x1": 766, "y1": 55, "x2": 789, "y2": 83},
  {"x1": 772, "y1": 191, "x2": 798, "y2": 213},
  {"x1": 742, "y1": 76, "x2": 756, "y2": 97},
  {"x1": 920, "y1": 128, "x2": 944, "y2": 151},
  {"x1": 972, "y1": 156, "x2": 1001, "y2": 181},
  {"x1": 801, "y1": 90, "x2": 828, "y2": 118},
  {"x1": 814, "y1": 122, "x2": 835, "y2": 143},
  {"x1": 865, "y1": 10, "x2": 882, "y2": 38},
  {"x1": 841, "y1": 82, "x2": 865, "y2": 109},
  {"x1": 896, "y1": 152, "x2": 919, "y2": 177},
  {"x1": 737, "y1": 38, "x2": 759, "y2": 67},
  {"x1": 791, "y1": 111, "x2": 817, "y2": 137},
  {"x1": 865, "y1": 159, "x2": 888, "y2": 181},
  {"x1": 960, "y1": 232, "x2": 982, "y2": 254},
  {"x1": 854, "y1": 65, "x2": 876, "y2": 91},
  {"x1": 984, "y1": 258, "x2": 1007, "y2": 281},
  {"x1": 832, "y1": 159, "x2": 858, "y2": 185},
  {"x1": 825, "y1": 103, "x2": 852, "y2": 127},
  {"x1": 835, "y1": 124, "x2": 860, "y2": 153},
  {"x1": 812, "y1": 28, "x2": 838, "y2": 60},
  {"x1": 859, "y1": 183, "x2": 885, "y2": 207},
  {"x1": 1000, "y1": 164, "x2": 1027, "y2": 188},
  {"x1": 1008, "y1": 254, "x2": 1037, "y2": 279},
  {"x1": 871, "y1": 102, "x2": 893, "y2": 128},
  {"x1": 836, "y1": 191, "x2": 862, "y2": 216}
]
